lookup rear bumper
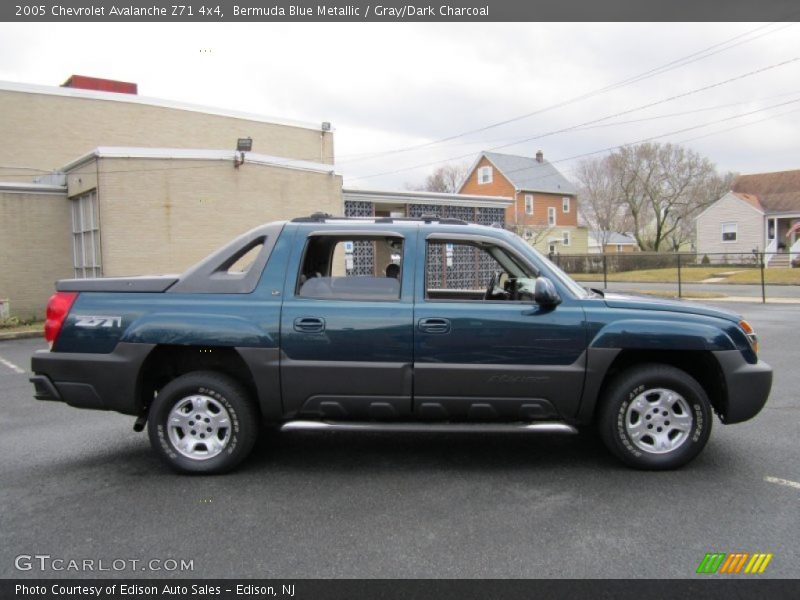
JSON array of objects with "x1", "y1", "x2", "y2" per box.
[
  {"x1": 713, "y1": 350, "x2": 772, "y2": 424},
  {"x1": 30, "y1": 343, "x2": 155, "y2": 415},
  {"x1": 30, "y1": 375, "x2": 61, "y2": 401}
]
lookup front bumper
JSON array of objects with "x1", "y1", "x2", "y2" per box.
[
  {"x1": 29, "y1": 343, "x2": 155, "y2": 415},
  {"x1": 713, "y1": 350, "x2": 772, "y2": 424}
]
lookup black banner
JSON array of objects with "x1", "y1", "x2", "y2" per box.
[
  {"x1": 4, "y1": 579, "x2": 800, "y2": 600},
  {"x1": 2, "y1": 0, "x2": 799, "y2": 22}
]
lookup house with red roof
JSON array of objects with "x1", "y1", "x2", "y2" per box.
[{"x1": 695, "y1": 169, "x2": 800, "y2": 267}]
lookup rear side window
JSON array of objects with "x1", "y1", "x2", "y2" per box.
[
  {"x1": 225, "y1": 240, "x2": 264, "y2": 274},
  {"x1": 296, "y1": 235, "x2": 404, "y2": 301}
]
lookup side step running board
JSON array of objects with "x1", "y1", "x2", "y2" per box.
[{"x1": 280, "y1": 421, "x2": 578, "y2": 435}]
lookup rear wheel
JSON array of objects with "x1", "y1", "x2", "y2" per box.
[
  {"x1": 147, "y1": 371, "x2": 259, "y2": 474},
  {"x1": 597, "y1": 364, "x2": 712, "y2": 470}
]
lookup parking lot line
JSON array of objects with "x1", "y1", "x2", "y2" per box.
[
  {"x1": 764, "y1": 476, "x2": 800, "y2": 491},
  {"x1": 0, "y1": 356, "x2": 25, "y2": 374}
]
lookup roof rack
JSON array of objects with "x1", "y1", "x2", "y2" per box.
[
  {"x1": 291, "y1": 212, "x2": 334, "y2": 223},
  {"x1": 290, "y1": 212, "x2": 469, "y2": 225}
]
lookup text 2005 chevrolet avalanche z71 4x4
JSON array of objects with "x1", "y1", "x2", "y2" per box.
[{"x1": 30, "y1": 214, "x2": 772, "y2": 473}]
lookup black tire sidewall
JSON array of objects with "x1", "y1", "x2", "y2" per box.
[
  {"x1": 602, "y1": 366, "x2": 712, "y2": 469},
  {"x1": 147, "y1": 372, "x2": 257, "y2": 474}
]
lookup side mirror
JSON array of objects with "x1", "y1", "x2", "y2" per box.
[{"x1": 534, "y1": 277, "x2": 562, "y2": 307}]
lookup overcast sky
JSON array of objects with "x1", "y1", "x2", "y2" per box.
[{"x1": 1, "y1": 22, "x2": 798, "y2": 189}]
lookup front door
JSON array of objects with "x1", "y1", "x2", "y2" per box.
[
  {"x1": 413, "y1": 234, "x2": 587, "y2": 421},
  {"x1": 280, "y1": 227, "x2": 415, "y2": 420}
]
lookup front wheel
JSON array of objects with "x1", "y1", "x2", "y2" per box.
[
  {"x1": 597, "y1": 364, "x2": 712, "y2": 470},
  {"x1": 147, "y1": 371, "x2": 259, "y2": 474}
]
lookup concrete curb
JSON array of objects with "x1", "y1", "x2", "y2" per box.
[{"x1": 0, "y1": 330, "x2": 43, "y2": 341}]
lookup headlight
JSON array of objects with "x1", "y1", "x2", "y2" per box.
[{"x1": 739, "y1": 320, "x2": 758, "y2": 355}]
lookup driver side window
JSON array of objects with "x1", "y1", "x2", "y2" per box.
[{"x1": 425, "y1": 240, "x2": 534, "y2": 302}]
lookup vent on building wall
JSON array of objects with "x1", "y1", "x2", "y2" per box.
[{"x1": 61, "y1": 75, "x2": 138, "y2": 95}]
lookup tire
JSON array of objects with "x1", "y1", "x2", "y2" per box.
[
  {"x1": 597, "y1": 364, "x2": 712, "y2": 470},
  {"x1": 147, "y1": 371, "x2": 259, "y2": 474}
]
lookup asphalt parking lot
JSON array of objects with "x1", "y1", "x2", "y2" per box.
[{"x1": 1, "y1": 301, "x2": 798, "y2": 579}]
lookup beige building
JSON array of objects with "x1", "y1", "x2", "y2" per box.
[
  {"x1": 0, "y1": 77, "x2": 341, "y2": 318},
  {"x1": 0, "y1": 79, "x2": 334, "y2": 182},
  {"x1": 0, "y1": 76, "x2": 562, "y2": 319},
  {"x1": 0, "y1": 183, "x2": 73, "y2": 319}
]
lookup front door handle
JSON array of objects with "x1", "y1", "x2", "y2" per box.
[
  {"x1": 294, "y1": 316, "x2": 325, "y2": 333},
  {"x1": 418, "y1": 317, "x2": 451, "y2": 334}
]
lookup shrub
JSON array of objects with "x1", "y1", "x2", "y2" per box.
[{"x1": 0, "y1": 316, "x2": 21, "y2": 329}]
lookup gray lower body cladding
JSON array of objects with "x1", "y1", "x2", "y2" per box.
[
  {"x1": 30, "y1": 342, "x2": 155, "y2": 415},
  {"x1": 712, "y1": 351, "x2": 772, "y2": 424}
]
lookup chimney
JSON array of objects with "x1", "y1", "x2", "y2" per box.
[
  {"x1": 61, "y1": 75, "x2": 138, "y2": 95},
  {"x1": 535, "y1": 150, "x2": 544, "y2": 163}
]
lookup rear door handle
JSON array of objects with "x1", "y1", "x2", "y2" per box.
[
  {"x1": 418, "y1": 317, "x2": 451, "y2": 334},
  {"x1": 294, "y1": 316, "x2": 325, "y2": 333}
]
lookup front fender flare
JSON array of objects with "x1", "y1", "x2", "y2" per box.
[{"x1": 589, "y1": 319, "x2": 736, "y2": 352}]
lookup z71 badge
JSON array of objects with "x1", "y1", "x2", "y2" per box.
[{"x1": 73, "y1": 315, "x2": 122, "y2": 328}]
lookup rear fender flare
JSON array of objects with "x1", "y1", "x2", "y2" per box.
[{"x1": 121, "y1": 313, "x2": 274, "y2": 347}]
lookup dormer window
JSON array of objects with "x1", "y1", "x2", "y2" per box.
[{"x1": 477, "y1": 166, "x2": 493, "y2": 184}]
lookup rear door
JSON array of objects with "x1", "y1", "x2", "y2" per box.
[{"x1": 279, "y1": 227, "x2": 417, "y2": 420}]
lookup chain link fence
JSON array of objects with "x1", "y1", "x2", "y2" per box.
[{"x1": 549, "y1": 251, "x2": 800, "y2": 303}]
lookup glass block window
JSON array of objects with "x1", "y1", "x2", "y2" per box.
[
  {"x1": 71, "y1": 190, "x2": 102, "y2": 278},
  {"x1": 426, "y1": 241, "x2": 498, "y2": 292},
  {"x1": 343, "y1": 200, "x2": 375, "y2": 275}
]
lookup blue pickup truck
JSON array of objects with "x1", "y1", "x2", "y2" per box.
[{"x1": 30, "y1": 214, "x2": 772, "y2": 474}]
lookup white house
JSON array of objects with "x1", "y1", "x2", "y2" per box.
[
  {"x1": 695, "y1": 169, "x2": 800, "y2": 267},
  {"x1": 587, "y1": 231, "x2": 639, "y2": 254}
]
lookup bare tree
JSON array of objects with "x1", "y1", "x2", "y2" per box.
[
  {"x1": 410, "y1": 162, "x2": 471, "y2": 193},
  {"x1": 575, "y1": 156, "x2": 632, "y2": 248},
  {"x1": 597, "y1": 143, "x2": 729, "y2": 251},
  {"x1": 506, "y1": 223, "x2": 556, "y2": 248}
]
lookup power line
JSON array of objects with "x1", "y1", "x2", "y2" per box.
[
  {"x1": 478, "y1": 59, "x2": 800, "y2": 153},
  {"x1": 337, "y1": 22, "x2": 795, "y2": 165},
  {"x1": 676, "y1": 106, "x2": 800, "y2": 145},
  {"x1": 443, "y1": 101, "x2": 800, "y2": 193},
  {"x1": 348, "y1": 56, "x2": 800, "y2": 183},
  {"x1": 379, "y1": 89, "x2": 800, "y2": 149},
  {"x1": 540, "y1": 97, "x2": 800, "y2": 168},
  {"x1": 4, "y1": 97, "x2": 795, "y2": 184}
]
